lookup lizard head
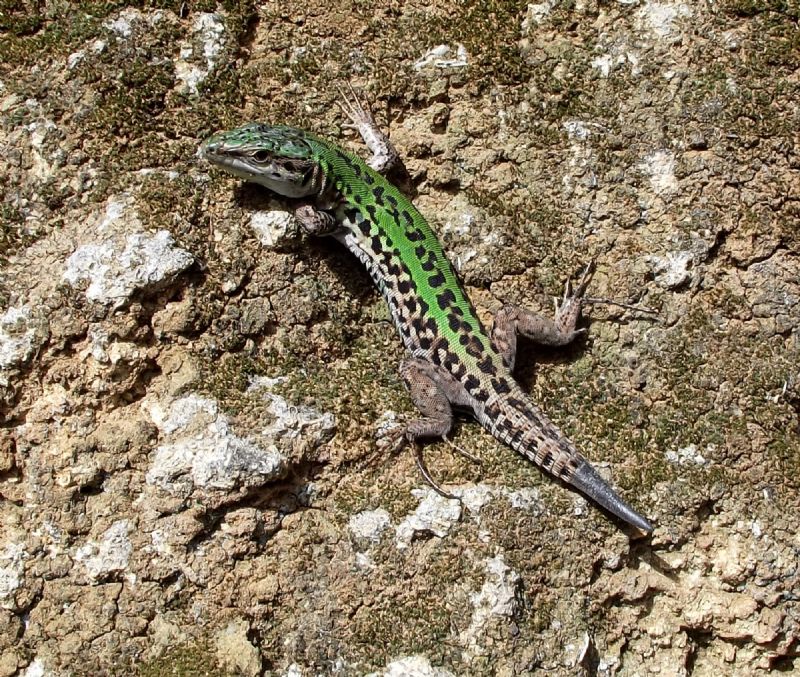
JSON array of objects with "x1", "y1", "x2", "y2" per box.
[{"x1": 201, "y1": 123, "x2": 323, "y2": 198}]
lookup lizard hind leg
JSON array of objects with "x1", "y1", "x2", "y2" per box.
[
  {"x1": 397, "y1": 357, "x2": 472, "y2": 499},
  {"x1": 492, "y1": 261, "x2": 594, "y2": 371}
]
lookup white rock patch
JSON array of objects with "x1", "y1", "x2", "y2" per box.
[
  {"x1": 145, "y1": 394, "x2": 287, "y2": 494},
  {"x1": 348, "y1": 509, "x2": 392, "y2": 543},
  {"x1": 249, "y1": 206, "x2": 299, "y2": 249},
  {"x1": 522, "y1": 1, "x2": 557, "y2": 29},
  {"x1": 248, "y1": 376, "x2": 336, "y2": 444},
  {"x1": 414, "y1": 44, "x2": 468, "y2": 70},
  {"x1": 0, "y1": 543, "x2": 27, "y2": 609},
  {"x1": 64, "y1": 227, "x2": 194, "y2": 308},
  {"x1": 103, "y1": 7, "x2": 165, "y2": 38},
  {"x1": 591, "y1": 47, "x2": 640, "y2": 78},
  {"x1": 640, "y1": 149, "x2": 677, "y2": 195},
  {"x1": 395, "y1": 488, "x2": 462, "y2": 549},
  {"x1": 74, "y1": 520, "x2": 132, "y2": 583},
  {"x1": 20, "y1": 659, "x2": 47, "y2": 677},
  {"x1": 666, "y1": 443, "x2": 710, "y2": 466},
  {"x1": 460, "y1": 554, "x2": 521, "y2": 654},
  {"x1": 0, "y1": 305, "x2": 45, "y2": 370},
  {"x1": 366, "y1": 655, "x2": 456, "y2": 677},
  {"x1": 637, "y1": 1, "x2": 691, "y2": 39},
  {"x1": 175, "y1": 13, "x2": 227, "y2": 95},
  {"x1": 646, "y1": 251, "x2": 693, "y2": 289}
]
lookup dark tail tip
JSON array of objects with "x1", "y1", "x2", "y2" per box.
[{"x1": 570, "y1": 461, "x2": 653, "y2": 534}]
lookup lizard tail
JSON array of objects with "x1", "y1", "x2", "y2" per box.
[
  {"x1": 568, "y1": 460, "x2": 653, "y2": 534},
  {"x1": 488, "y1": 399, "x2": 652, "y2": 533}
]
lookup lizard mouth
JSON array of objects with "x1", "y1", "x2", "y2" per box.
[{"x1": 200, "y1": 144, "x2": 258, "y2": 181}]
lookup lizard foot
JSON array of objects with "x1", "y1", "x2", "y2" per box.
[
  {"x1": 554, "y1": 259, "x2": 595, "y2": 334},
  {"x1": 336, "y1": 83, "x2": 411, "y2": 188}
]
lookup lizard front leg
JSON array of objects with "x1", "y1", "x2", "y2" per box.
[
  {"x1": 338, "y1": 85, "x2": 412, "y2": 191},
  {"x1": 294, "y1": 203, "x2": 340, "y2": 236}
]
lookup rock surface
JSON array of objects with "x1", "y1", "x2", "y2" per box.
[{"x1": 0, "y1": 1, "x2": 798, "y2": 674}]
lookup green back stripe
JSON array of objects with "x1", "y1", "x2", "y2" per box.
[{"x1": 310, "y1": 136, "x2": 489, "y2": 360}]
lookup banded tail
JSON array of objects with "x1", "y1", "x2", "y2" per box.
[{"x1": 485, "y1": 395, "x2": 653, "y2": 533}]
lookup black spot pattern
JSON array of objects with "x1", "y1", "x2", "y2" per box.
[
  {"x1": 464, "y1": 375, "x2": 480, "y2": 393},
  {"x1": 465, "y1": 337, "x2": 483, "y2": 359},
  {"x1": 437, "y1": 289, "x2": 456, "y2": 310},
  {"x1": 491, "y1": 378, "x2": 511, "y2": 394},
  {"x1": 448, "y1": 315, "x2": 460, "y2": 332},
  {"x1": 355, "y1": 215, "x2": 371, "y2": 236},
  {"x1": 477, "y1": 356, "x2": 496, "y2": 376},
  {"x1": 387, "y1": 261, "x2": 403, "y2": 278},
  {"x1": 428, "y1": 272, "x2": 446, "y2": 287},
  {"x1": 508, "y1": 397, "x2": 527, "y2": 411},
  {"x1": 508, "y1": 428, "x2": 525, "y2": 448},
  {"x1": 474, "y1": 387, "x2": 489, "y2": 402}
]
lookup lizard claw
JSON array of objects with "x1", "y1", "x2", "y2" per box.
[
  {"x1": 443, "y1": 435, "x2": 482, "y2": 465},
  {"x1": 337, "y1": 82, "x2": 376, "y2": 130},
  {"x1": 414, "y1": 443, "x2": 460, "y2": 501},
  {"x1": 572, "y1": 258, "x2": 596, "y2": 298},
  {"x1": 554, "y1": 259, "x2": 595, "y2": 333},
  {"x1": 334, "y1": 82, "x2": 406, "y2": 180},
  {"x1": 376, "y1": 418, "x2": 463, "y2": 500},
  {"x1": 577, "y1": 257, "x2": 659, "y2": 316}
]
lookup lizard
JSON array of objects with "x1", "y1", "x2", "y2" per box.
[{"x1": 200, "y1": 94, "x2": 653, "y2": 534}]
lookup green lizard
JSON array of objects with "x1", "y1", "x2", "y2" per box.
[{"x1": 201, "y1": 96, "x2": 653, "y2": 534}]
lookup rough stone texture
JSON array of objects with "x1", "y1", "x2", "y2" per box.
[{"x1": 0, "y1": 0, "x2": 798, "y2": 675}]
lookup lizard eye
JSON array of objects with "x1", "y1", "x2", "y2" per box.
[{"x1": 252, "y1": 149, "x2": 271, "y2": 163}]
